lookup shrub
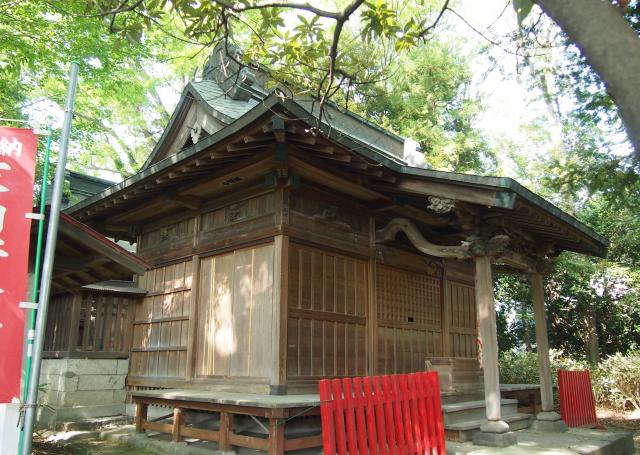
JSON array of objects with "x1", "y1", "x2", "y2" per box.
[
  {"x1": 499, "y1": 350, "x2": 640, "y2": 411},
  {"x1": 599, "y1": 351, "x2": 640, "y2": 410},
  {"x1": 499, "y1": 351, "x2": 540, "y2": 384}
]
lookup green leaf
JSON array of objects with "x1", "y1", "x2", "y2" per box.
[{"x1": 513, "y1": 0, "x2": 534, "y2": 24}]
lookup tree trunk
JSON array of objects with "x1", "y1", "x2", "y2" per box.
[
  {"x1": 522, "y1": 301, "x2": 532, "y2": 352},
  {"x1": 534, "y1": 0, "x2": 640, "y2": 157},
  {"x1": 584, "y1": 304, "x2": 600, "y2": 365}
]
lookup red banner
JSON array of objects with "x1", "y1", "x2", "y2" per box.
[{"x1": 0, "y1": 127, "x2": 38, "y2": 403}]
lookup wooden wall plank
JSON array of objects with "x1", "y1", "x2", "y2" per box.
[
  {"x1": 250, "y1": 244, "x2": 275, "y2": 378},
  {"x1": 376, "y1": 264, "x2": 443, "y2": 374},
  {"x1": 192, "y1": 244, "x2": 275, "y2": 381},
  {"x1": 286, "y1": 243, "x2": 368, "y2": 380}
]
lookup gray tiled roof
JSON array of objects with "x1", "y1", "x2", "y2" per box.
[{"x1": 190, "y1": 80, "x2": 260, "y2": 124}]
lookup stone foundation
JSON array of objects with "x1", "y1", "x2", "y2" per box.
[{"x1": 37, "y1": 358, "x2": 128, "y2": 428}]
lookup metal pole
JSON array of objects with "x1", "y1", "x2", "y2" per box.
[
  {"x1": 20, "y1": 62, "x2": 79, "y2": 455},
  {"x1": 18, "y1": 125, "x2": 53, "y2": 454}
]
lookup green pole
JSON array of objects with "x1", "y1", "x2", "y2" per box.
[{"x1": 18, "y1": 125, "x2": 53, "y2": 452}]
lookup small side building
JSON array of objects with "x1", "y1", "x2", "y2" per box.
[{"x1": 34, "y1": 213, "x2": 149, "y2": 427}]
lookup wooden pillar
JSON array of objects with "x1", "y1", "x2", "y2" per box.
[
  {"x1": 530, "y1": 272, "x2": 554, "y2": 413},
  {"x1": 135, "y1": 402, "x2": 148, "y2": 433},
  {"x1": 475, "y1": 256, "x2": 507, "y2": 432},
  {"x1": 219, "y1": 412, "x2": 233, "y2": 451},
  {"x1": 268, "y1": 418, "x2": 285, "y2": 455},
  {"x1": 273, "y1": 234, "x2": 289, "y2": 393},
  {"x1": 172, "y1": 408, "x2": 183, "y2": 442}
]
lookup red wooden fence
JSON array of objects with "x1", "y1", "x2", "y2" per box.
[
  {"x1": 558, "y1": 369, "x2": 598, "y2": 428},
  {"x1": 319, "y1": 372, "x2": 445, "y2": 455}
]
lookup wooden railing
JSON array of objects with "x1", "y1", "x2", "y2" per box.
[
  {"x1": 43, "y1": 291, "x2": 135, "y2": 359},
  {"x1": 319, "y1": 371, "x2": 446, "y2": 455}
]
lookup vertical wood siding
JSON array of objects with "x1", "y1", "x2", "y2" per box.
[
  {"x1": 195, "y1": 243, "x2": 276, "y2": 379},
  {"x1": 376, "y1": 265, "x2": 443, "y2": 374},
  {"x1": 446, "y1": 281, "x2": 477, "y2": 358},
  {"x1": 44, "y1": 293, "x2": 74, "y2": 352},
  {"x1": 44, "y1": 291, "x2": 134, "y2": 356},
  {"x1": 130, "y1": 260, "x2": 193, "y2": 378},
  {"x1": 287, "y1": 243, "x2": 368, "y2": 379}
]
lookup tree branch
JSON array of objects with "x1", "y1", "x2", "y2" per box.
[
  {"x1": 211, "y1": 0, "x2": 342, "y2": 19},
  {"x1": 418, "y1": 0, "x2": 450, "y2": 38}
]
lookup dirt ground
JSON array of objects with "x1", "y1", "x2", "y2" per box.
[
  {"x1": 597, "y1": 408, "x2": 640, "y2": 454},
  {"x1": 33, "y1": 438, "x2": 150, "y2": 455},
  {"x1": 32, "y1": 409, "x2": 640, "y2": 455}
]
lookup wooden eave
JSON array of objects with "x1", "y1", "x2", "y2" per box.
[
  {"x1": 36, "y1": 213, "x2": 150, "y2": 295},
  {"x1": 66, "y1": 94, "x2": 608, "y2": 257}
]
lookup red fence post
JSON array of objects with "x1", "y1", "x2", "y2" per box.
[{"x1": 319, "y1": 379, "x2": 336, "y2": 455}]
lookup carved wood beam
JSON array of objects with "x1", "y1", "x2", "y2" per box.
[
  {"x1": 376, "y1": 217, "x2": 548, "y2": 273},
  {"x1": 376, "y1": 218, "x2": 471, "y2": 259}
]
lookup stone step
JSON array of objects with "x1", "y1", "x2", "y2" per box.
[
  {"x1": 441, "y1": 391, "x2": 485, "y2": 404},
  {"x1": 56, "y1": 414, "x2": 132, "y2": 432},
  {"x1": 444, "y1": 413, "x2": 532, "y2": 443},
  {"x1": 442, "y1": 398, "x2": 519, "y2": 425}
]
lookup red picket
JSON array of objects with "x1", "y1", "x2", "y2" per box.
[
  {"x1": 389, "y1": 375, "x2": 406, "y2": 454},
  {"x1": 408, "y1": 373, "x2": 426, "y2": 453},
  {"x1": 362, "y1": 378, "x2": 380, "y2": 455},
  {"x1": 404, "y1": 374, "x2": 422, "y2": 454},
  {"x1": 332, "y1": 379, "x2": 348, "y2": 455},
  {"x1": 371, "y1": 376, "x2": 389, "y2": 455},
  {"x1": 319, "y1": 379, "x2": 336, "y2": 455},
  {"x1": 352, "y1": 378, "x2": 369, "y2": 454},
  {"x1": 343, "y1": 378, "x2": 359, "y2": 455},
  {"x1": 429, "y1": 373, "x2": 446, "y2": 453},
  {"x1": 420, "y1": 372, "x2": 436, "y2": 451},
  {"x1": 319, "y1": 372, "x2": 445, "y2": 455},
  {"x1": 382, "y1": 376, "x2": 399, "y2": 455},
  {"x1": 558, "y1": 369, "x2": 598, "y2": 428}
]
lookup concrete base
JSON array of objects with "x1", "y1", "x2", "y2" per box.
[
  {"x1": 473, "y1": 431, "x2": 517, "y2": 447},
  {"x1": 536, "y1": 411, "x2": 562, "y2": 421},
  {"x1": 480, "y1": 420, "x2": 510, "y2": 433},
  {"x1": 448, "y1": 428, "x2": 634, "y2": 454},
  {"x1": 531, "y1": 410, "x2": 568, "y2": 432},
  {"x1": 531, "y1": 419, "x2": 568, "y2": 432},
  {"x1": 37, "y1": 358, "x2": 129, "y2": 428},
  {"x1": 0, "y1": 403, "x2": 20, "y2": 455},
  {"x1": 37, "y1": 403, "x2": 126, "y2": 429}
]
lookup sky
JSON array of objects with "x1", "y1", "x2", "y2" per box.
[{"x1": 449, "y1": 1, "x2": 563, "y2": 178}]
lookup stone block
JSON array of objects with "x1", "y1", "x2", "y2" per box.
[
  {"x1": 39, "y1": 359, "x2": 69, "y2": 376},
  {"x1": 77, "y1": 374, "x2": 125, "y2": 391},
  {"x1": 473, "y1": 430, "x2": 517, "y2": 447},
  {"x1": 58, "y1": 390, "x2": 115, "y2": 407},
  {"x1": 117, "y1": 359, "x2": 130, "y2": 375},
  {"x1": 65, "y1": 359, "x2": 119, "y2": 375},
  {"x1": 41, "y1": 373, "x2": 79, "y2": 392},
  {"x1": 38, "y1": 388, "x2": 61, "y2": 407},
  {"x1": 113, "y1": 389, "x2": 128, "y2": 404}
]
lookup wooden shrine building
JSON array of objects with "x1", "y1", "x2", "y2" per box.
[{"x1": 62, "y1": 48, "x2": 608, "y2": 451}]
